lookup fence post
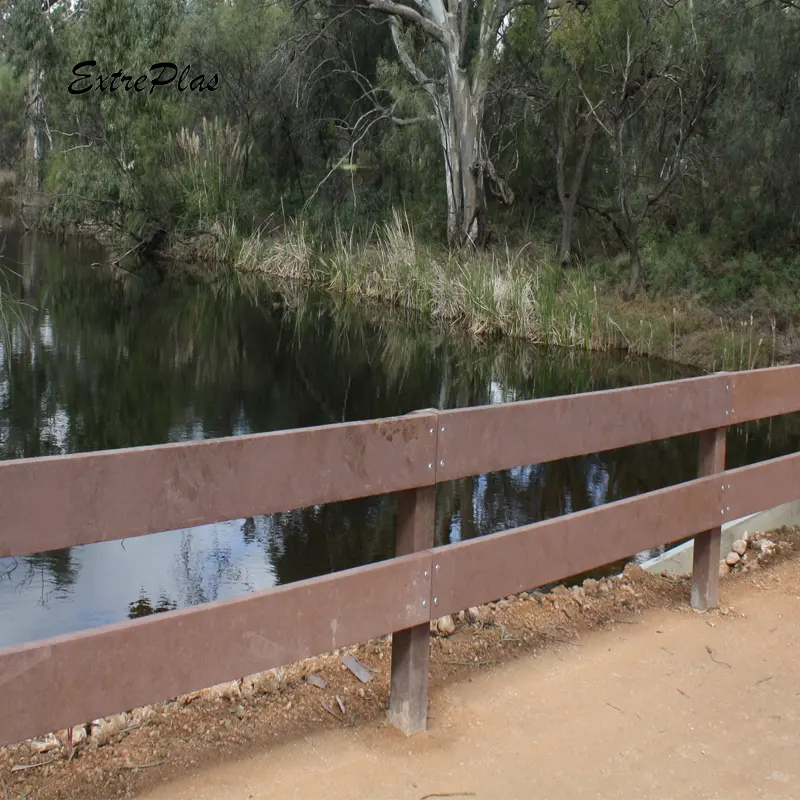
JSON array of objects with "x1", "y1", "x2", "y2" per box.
[
  {"x1": 691, "y1": 428, "x2": 727, "y2": 611},
  {"x1": 388, "y1": 483, "x2": 435, "y2": 735}
]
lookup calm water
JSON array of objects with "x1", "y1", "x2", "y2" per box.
[{"x1": 1, "y1": 221, "x2": 799, "y2": 648}]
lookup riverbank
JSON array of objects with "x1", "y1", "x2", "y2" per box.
[
  {"x1": 171, "y1": 213, "x2": 798, "y2": 373},
  {"x1": 4, "y1": 195, "x2": 798, "y2": 373},
  {"x1": 2, "y1": 525, "x2": 798, "y2": 800}
]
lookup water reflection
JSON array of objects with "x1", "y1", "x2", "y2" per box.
[{"x1": 1, "y1": 221, "x2": 799, "y2": 647}]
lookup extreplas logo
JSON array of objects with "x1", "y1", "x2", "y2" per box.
[{"x1": 68, "y1": 61, "x2": 220, "y2": 95}]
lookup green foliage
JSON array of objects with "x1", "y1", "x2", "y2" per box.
[
  {"x1": 0, "y1": 64, "x2": 24, "y2": 169},
  {"x1": 0, "y1": 0, "x2": 795, "y2": 314}
]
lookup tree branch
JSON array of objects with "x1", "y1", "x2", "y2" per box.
[{"x1": 363, "y1": 0, "x2": 446, "y2": 41}]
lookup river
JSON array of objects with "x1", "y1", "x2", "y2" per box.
[{"x1": 1, "y1": 219, "x2": 798, "y2": 648}]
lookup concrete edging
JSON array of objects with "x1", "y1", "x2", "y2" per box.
[{"x1": 640, "y1": 500, "x2": 800, "y2": 577}]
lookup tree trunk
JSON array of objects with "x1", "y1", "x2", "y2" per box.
[
  {"x1": 558, "y1": 200, "x2": 577, "y2": 266},
  {"x1": 623, "y1": 234, "x2": 642, "y2": 300},
  {"x1": 25, "y1": 65, "x2": 44, "y2": 193},
  {"x1": 387, "y1": 11, "x2": 493, "y2": 250},
  {"x1": 556, "y1": 101, "x2": 594, "y2": 267},
  {"x1": 444, "y1": 65, "x2": 487, "y2": 248}
]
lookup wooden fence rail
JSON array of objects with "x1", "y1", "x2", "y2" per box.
[{"x1": 1, "y1": 366, "x2": 799, "y2": 745}]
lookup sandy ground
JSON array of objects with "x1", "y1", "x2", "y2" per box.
[{"x1": 3, "y1": 529, "x2": 800, "y2": 800}]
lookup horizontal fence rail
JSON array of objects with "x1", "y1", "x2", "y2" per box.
[
  {"x1": 0, "y1": 413, "x2": 438, "y2": 558},
  {"x1": 0, "y1": 553, "x2": 433, "y2": 746},
  {"x1": 434, "y1": 372, "x2": 731, "y2": 482},
  {"x1": 430, "y1": 451, "x2": 800, "y2": 617},
  {"x1": 1, "y1": 365, "x2": 800, "y2": 747}
]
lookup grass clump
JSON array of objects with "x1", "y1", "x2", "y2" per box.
[
  {"x1": 231, "y1": 209, "x2": 796, "y2": 371},
  {"x1": 237, "y1": 209, "x2": 606, "y2": 350}
]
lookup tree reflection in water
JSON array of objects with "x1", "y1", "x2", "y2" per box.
[{"x1": 1, "y1": 222, "x2": 799, "y2": 635}]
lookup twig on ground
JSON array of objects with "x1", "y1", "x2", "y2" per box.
[
  {"x1": 540, "y1": 633, "x2": 584, "y2": 647},
  {"x1": 677, "y1": 688, "x2": 690, "y2": 698},
  {"x1": 122, "y1": 760, "x2": 166, "y2": 771},
  {"x1": 10, "y1": 760, "x2": 56, "y2": 772},
  {"x1": 442, "y1": 660, "x2": 492, "y2": 667},
  {"x1": 117, "y1": 723, "x2": 140, "y2": 735},
  {"x1": 705, "y1": 645, "x2": 731, "y2": 668},
  {"x1": 321, "y1": 701, "x2": 343, "y2": 721},
  {"x1": 606, "y1": 702, "x2": 624, "y2": 713},
  {"x1": 421, "y1": 794, "x2": 477, "y2": 800},
  {"x1": 755, "y1": 675, "x2": 773, "y2": 685}
]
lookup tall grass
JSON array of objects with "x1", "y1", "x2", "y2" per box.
[
  {"x1": 168, "y1": 117, "x2": 252, "y2": 228},
  {"x1": 229, "y1": 209, "x2": 788, "y2": 370},
  {"x1": 236, "y1": 209, "x2": 607, "y2": 350},
  {"x1": 0, "y1": 250, "x2": 28, "y2": 372}
]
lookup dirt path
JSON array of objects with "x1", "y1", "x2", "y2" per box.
[
  {"x1": 136, "y1": 557, "x2": 800, "y2": 800},
  {"x1": 4, "y1": 533, "x2": 799, "y2": 800}
]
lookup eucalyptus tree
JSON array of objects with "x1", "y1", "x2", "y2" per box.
[
  {"x1": 2, "y1": 0, "x2": 70, "y2": 191},
  {"x1": 354, "y1": 0, "x2": 549, "y2": 247}
]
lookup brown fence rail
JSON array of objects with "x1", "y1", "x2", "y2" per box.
[{"x1": 1, "y1": 366, "x2": 799, "y2": 745}]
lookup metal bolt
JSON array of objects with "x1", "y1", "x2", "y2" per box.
[
  {"x1": 731, "y1": 409, "x2": 735, "y2": 414},
  {"x1": 422, "y1": 599, "x2": 427, "y2": 607},
  {"x1": 429, "y1": 428, "x2": 434, "y2": 434},
  {"x1": 727, "y1": 484, "x2": 731, "y2": 489},
  {"x1": 721, "y1": 485, "x2": 725, "y2": 491},
  {"x1": 441, "y1": 426, "x2": 446, "y2": 432},
  {"x1": 428, "y1": 463, "x2": 433, "y2": 469},
  {"x1": 439, "y1": 460, "x2": 444, "y2": 467},
  {"x1": 435, "y1": 564, "x2": 440, "y2": 571},
  {"x1": 726, "y1": 506, "x2": 730, "y2": 512},
  {"x1": 720, "y1": 510, "x2": 724, "y2": 515},
  {"x1": 424, "y1": 570, "x2": 429, "y2": 578},
  {"x1": 433, "y1": 597, "x2": 439, "y2": 606},
  {"x1": 726, "y1": 410, "x2": 729, "y2": 415}
]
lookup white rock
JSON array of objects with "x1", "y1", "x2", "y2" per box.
[
  {"x1": 107, "y1": 712, "x2": 131, "y2": 732},
  {"x1": 732, "y1": 540, "x2": 747, "y2": 556},
  {"x1": 90, "y1": 722, "x2": 115, "y2": 747},
  {"x1": 466, "y1": 607, "x2": 480, "y2": 623},
  {"x1": 725, "y1": 552, "x2": 741, "y2": 566},
  {"x1": 242, "y1": 670, "x2": 280, "y2": 697},
  {"x1": 436, "y1": 615, "x2": 456, "y2": 637},
  {"x1": 132, "y1": 706, "x2": 156, "y2": 723},
  {"x1": 204, "y1": 679, "x2": 242, "y2": 701},
  {"x1": 31, "y1": 734, "x2": 60, "y2": 754}
]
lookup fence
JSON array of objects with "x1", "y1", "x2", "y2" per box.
[{"x1": 1, "y1": 365, "x2": 799, "y2": 745}]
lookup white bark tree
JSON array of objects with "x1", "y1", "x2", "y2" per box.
[{"x1": 361, "y1": 0, "x2": 527, "y2": 247}]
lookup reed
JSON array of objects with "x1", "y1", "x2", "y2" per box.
[{"x1": 234, "y1": 210, "x2": 784, "y2": 370}]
